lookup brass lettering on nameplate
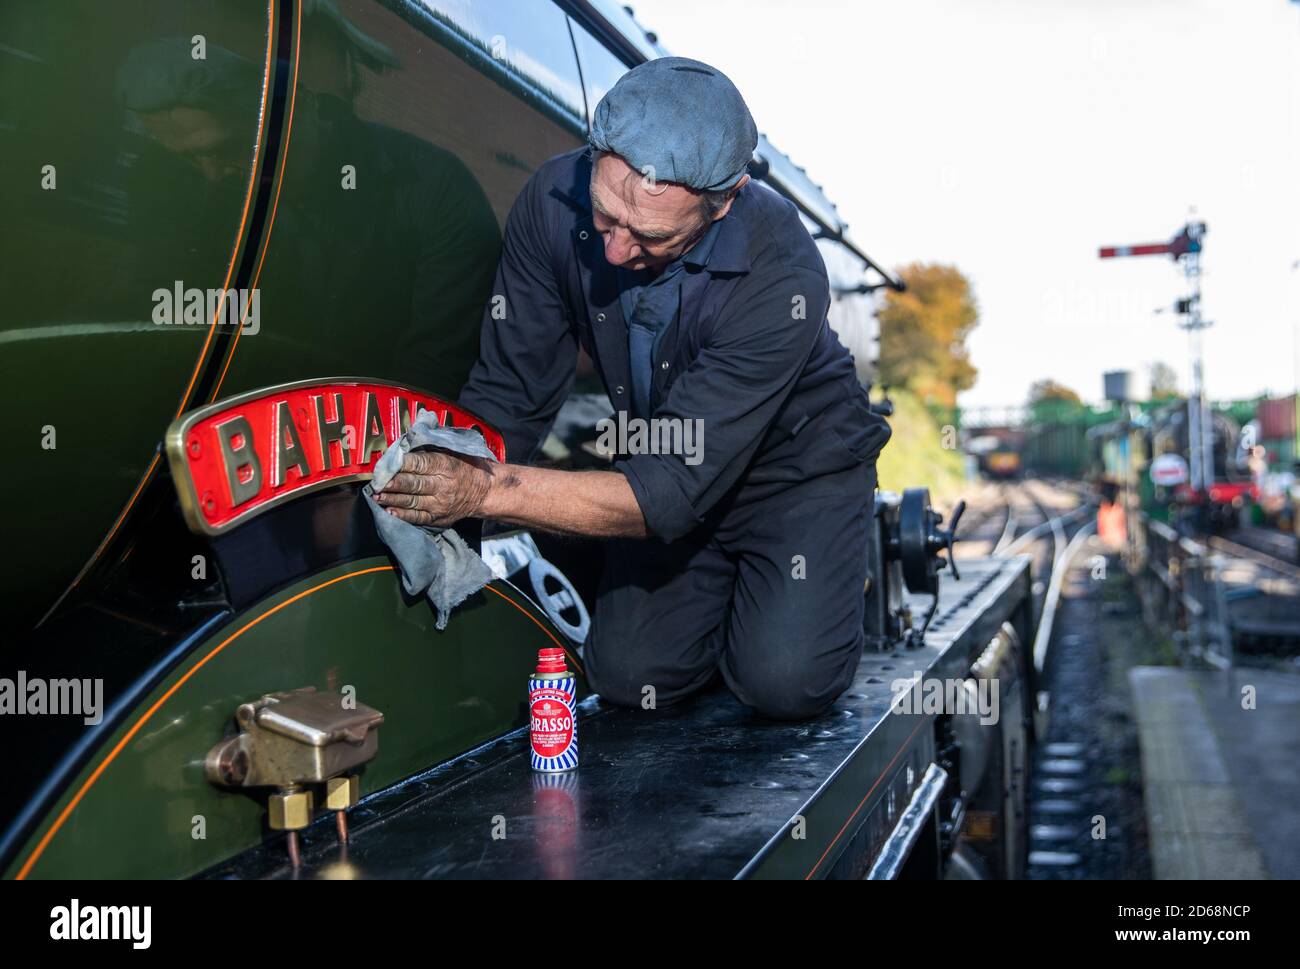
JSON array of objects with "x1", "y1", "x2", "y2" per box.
[
  {"x1": 312, "y1": 391, "x2": 352, "y2": 470},
  {"x1": 164, "y1": 377, "x2": 505, "y2": 536},
  {"x1": 215, "y1": 414, "x2": 262, "y2": 508}
]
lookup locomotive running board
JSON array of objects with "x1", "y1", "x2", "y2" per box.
[{"x1": 202, "y1": 556, "x2": 1033, "y2": 880}]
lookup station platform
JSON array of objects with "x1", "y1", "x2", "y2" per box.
[{"x1": 1129, "y1": 666, "x2": 1300, "y2": 879}]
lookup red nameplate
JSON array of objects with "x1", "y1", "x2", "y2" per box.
[{"x1": 165, "y1": 377, "x2": 505, "y2": 536}]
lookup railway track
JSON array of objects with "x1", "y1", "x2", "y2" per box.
[
  {"x1": 949, "y1": 483, "x2": 1013, "y2": 557},
  {"x1": 991, "y1": 485, "x2": 1020, "y2": 556},
  {"x1": 1210, "y1": 531, "x2": 1300, "y2": 583},
  {"x1": 1220, "y1": 526, "x2": 1300, "y2": 568},
  {"x1": 1205, "y1": 529, "x2": 1300, "y2": 658},
  {"x1": 960, "y1": 482, "x2": 1300, "y2": 878},
  {"x1": 952, "y1": 478, "x2": 1096, "y2": 643},
  {"x1": 955, "y1": 479, "x2": 1142, "y2": 879}
]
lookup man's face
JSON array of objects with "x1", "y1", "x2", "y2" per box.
[
  {"x1": 140, "y1": 106, "x2": 247, "y2": 184},
  {"x1": 590, "y1": 152, "x2": 712, "y2": 273}
]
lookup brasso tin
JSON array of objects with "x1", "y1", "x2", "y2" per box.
[{"x1": 529, "y1": 648, "x2": 578, "y2": 772}]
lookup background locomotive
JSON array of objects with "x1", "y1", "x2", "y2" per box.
[{"x1": 1082, "y1": 402, "x2": 1253, "y2": 530}]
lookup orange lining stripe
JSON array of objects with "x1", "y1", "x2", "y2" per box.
[
  {"x1": 75, "y1": 452, "x2": 158, "y2": 568},
  {"x1": 40, "y1": 1, "x2": 278, "y2": 623},
  {"x1": 803, "y1": 716, "x2": 929, "y2": 879},
  {"x1": 484, "y1": 585, "x2": 584, "y2": 676},
  {"x1": 211, "y1": 0, "x2": 303, "y2": 402},
  {"x1": 16, "y1": 564, "x2": 391, "y2": 879},
  {"x1": 179, "y1": 0, "x2": 277, "y2": 416},
  {"x1": 15, "y1": 568, "x2": 573, "y2": 878}
]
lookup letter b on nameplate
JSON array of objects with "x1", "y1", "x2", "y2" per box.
[{"x1": 216, "y1": 415, "x2": 262, "y2": 507}]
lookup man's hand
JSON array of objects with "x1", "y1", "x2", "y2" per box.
[
  {"x1": 373, "y1": 450, "x2": 649, "y2": 539},
  {"x1": 372, "y1": 450, "x2": 492, "y2": 527}
]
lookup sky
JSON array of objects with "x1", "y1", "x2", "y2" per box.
[{"x1": 631, "y1": 0, "x2": 1300, "y2": 408}]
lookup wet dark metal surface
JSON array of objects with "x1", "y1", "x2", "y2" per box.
[{"x1": 203, "y1": 556, "x2": 1031, "y2": 880}]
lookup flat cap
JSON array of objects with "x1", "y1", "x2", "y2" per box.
[
  {"x1": 117, "y1": 38, "x2": 257, "y2": 115},
  {"x1": 590, "y1": 57, "x2": 758, "y2": 193}
]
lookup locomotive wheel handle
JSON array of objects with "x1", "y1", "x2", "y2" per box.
[
  {"x1": 897, "y1": 490, "x2": 966, "y2": 594},
  {"x1": 941, "y1": 500, "x2": 966, "y2": 581}
]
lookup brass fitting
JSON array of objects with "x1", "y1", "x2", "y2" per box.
[
  {"x1": 205, "y1": 688, "x2": 384, "y2": 791},
  {"x1": 325, "y1": 775, "x2": 361, "y2": 811},
  {"x1": 205, "y1": 688, "x2": 383, "y2": 863},
  {"x1": 268, "y1": 786, "x2": 315, "y2": 831}
]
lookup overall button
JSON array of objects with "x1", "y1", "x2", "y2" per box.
[
  {"x1": 615, "y1": 385, "x2": 625, "y2": 395},
  {"x1": 661, "y1": 361, "x2": 670, "y2": 370},
  {"x1": 579, "y1": 230, "x2": 589, "y2": 240},
  {"x1": 596, "y1": 312, "x2": 606, "y2": 323}
]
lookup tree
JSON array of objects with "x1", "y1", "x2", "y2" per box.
[
  {"x1": 1149, "y1": 361, "x2": 1180, "y2": 400},
  {"x1": 1028, "y1": 379, "x2": 1082, "y2": 405},
  {"x1": 876, "y1": 263, "x2": 978, "y2": 408},
  {"x1": 1027, "y1": 379, "x2": 1083, "y2": 422}
]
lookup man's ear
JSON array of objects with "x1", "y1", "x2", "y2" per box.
[{"x1": 712, "y1": 174, "x2": 750, "y2": 222}]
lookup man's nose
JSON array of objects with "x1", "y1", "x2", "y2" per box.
[{"x1": 602, "y1": 229, "x2": 638, "y2": 267}]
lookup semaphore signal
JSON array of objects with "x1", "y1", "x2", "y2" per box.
[{"x1": 1098, "y1": 220, "x2": 1214, "y2": 528}]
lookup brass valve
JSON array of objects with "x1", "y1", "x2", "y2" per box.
[
  {"x1": 325, "y1": 775, "x2": 361, "y2": 843},
  {"x1": 205, "y1": 688, "x2": 383, "y2": 865},
  {"x1": 325, "y1": 775, "x2": 361, "y2": 811},
  {"x1": 269, "y1": 786, "x2": 315, "y2": 831}
]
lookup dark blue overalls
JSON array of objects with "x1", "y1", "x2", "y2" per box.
[{"x1": 460, "y1": 147, "x2": 890, "y2": 720}]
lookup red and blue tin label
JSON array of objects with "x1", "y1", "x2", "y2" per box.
[{"x1": 530, "y1": 649, "x2": 577, "y2": 772}]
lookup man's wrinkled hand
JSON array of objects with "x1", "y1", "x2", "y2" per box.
[{"x1": 372, "y1": 449, "x2": 492, "y2": 527}]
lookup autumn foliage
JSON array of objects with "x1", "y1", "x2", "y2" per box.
[{"x1": 876, "y1": 263, "x2": 978, "y2": 409}]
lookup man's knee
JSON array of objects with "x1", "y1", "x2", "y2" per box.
[
  {"x1": 730, "y1": 672, "x2": 844, "y2": 720},
  {"x1": 584, "y1": 635, "x2": 718, "y2": 710},
  {"x1": 585, "y1": 660, "x2": 656, "y2": 710},
  {"x1": 724, "y1": 633, "x2": 863, "y2": 721}
]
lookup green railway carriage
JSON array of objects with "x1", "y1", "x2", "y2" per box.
[{"x1": 1, "y1": 0, "x2": 1024, "y2": 880}]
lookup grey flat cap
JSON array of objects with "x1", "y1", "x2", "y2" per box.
[
  {"x1": 590, "y1": 56, "x2": 758, "y2": 192},
  {"x1": 117, "y1": 38, "x2": 258, "y2": 115}
]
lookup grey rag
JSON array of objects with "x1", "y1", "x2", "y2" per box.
[{"x1": 364, "y1": 414, "x2": 498, "y2": 630}]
